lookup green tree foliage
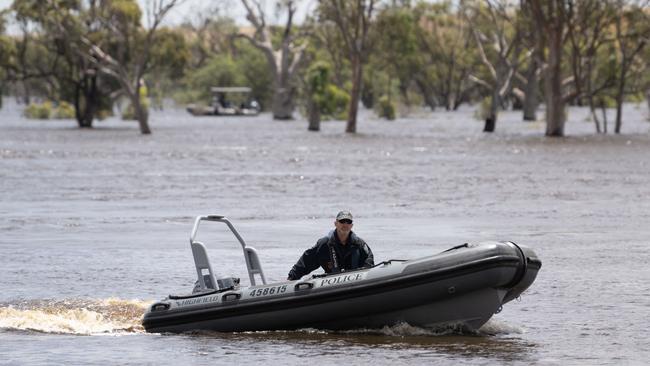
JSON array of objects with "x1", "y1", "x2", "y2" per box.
[
  {"x1": 23, "y1": 101, "x2": 53, "y2": 119},
  {"x1": 54, "y1": 101, "x2": 75, "y2": 118},
  {"x1": 307, "y1": 61, "x2": 349, "y2": 119},
  {"x1": 302, "y1": 60, "x2": 349, "y2": 130},
  {"x1": 23, "y1": 100, "x2": 75, "y2": 119},
  {"x1": 172, "y1": 11, "x2": 274, "y2": 110},
  {"x1": 147, "y1": 27, "x2": 191, "y2": 109},
  {"x1": 0, "y1": 11, "x2": 14, "y2": 108},
  {"x1": 150, "y1": 28, "x2": 190, "y2": 81},
  {"x1": 464, "y1": 0, "x2": 525, "y2": 132},
  {"x1": 0, "y1": 11, "x2": 10, "y2": 66},
  {"x1": 309, "y1": 21, "x2": 350, "y2": 90},
  {"x1": 78, "y1": 0, "x2": 183, "y2": 134},
  {"x1": 411, "y1": 1, "x2": 480, "y2": 110},
  {"x1": 178, "y1": 55, "x2": 247, "y2": 105},
  {"x1": 238, "y1": 0, "x2": 308, "y2": 120},
  {"x1": 9, "y1": 0, "x2": 118, "y2": 126},
  {"x1": 180, "y1": 15, "x2": 238, "y2": 69},
  {"x1": 611, "y1": 2, "x2": 650, "y2": 132},
  {"x1": 318, "y1": 0, "x2": 377, "y2": 133},
  {"x1": 371, "y1": 6, "x2": 419, "y2": 107},
  {"x1": 377, "y1": 95, "x2": 396, "y2": 120},
  {"x1": 3, "y1": 0, "x2": 649, "y2": 137},
  {"x1": 232, "y1": 39, "x2": 274, "y2": 110}
]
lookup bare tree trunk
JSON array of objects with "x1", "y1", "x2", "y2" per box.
[
  {"x1": 484, "y1": 93, "x2": 499, "y2": 132},
  {"x1": 529, "y1": 0, "x2": 575, "y2": 137},
  {"x1": 445, "y1": 71, "x2": 455, "y2": 111},
  {"x1": 544, "y1": 29, "x2": 566, "y2": 137},
  {"x1": 21, "y1": 83, "x2": 31, "y2": 105},
  {"x1": 136, "y1": 105, "x2": 151, "y2": 135},
  {"x1": 611, "y1": 5, "x2": 648, "y2": 134},
  {"x1": 521, "y1": 1, "x2": 540, "y2": 122},
  {"x1": 523, "y1": 53, "x2": 539, "y2": 121},
  {"x1": 415, "y1": 78, "x2": 435, "y2": 110},
  {"x1": 466, "y1": 1, "x2": 522, "y2": 132},
  {"x1": 74, "y1": 73, "x2": 98, "y2": 128},
  {"x1": 240, "y1": 0, "x2": 306, "y2": 121},
  {"x1": 135, "y1": 79, "x2": 151, "y2": 135},
  {"x1": 307, "y1": 98, "x2": 320, "y2": 131},
  {"x1": 600, "y1": 99, "x2": 608, "y2": 134},
  {"x1": 646, "y1": 89, "x2": 650, "y2": 121},
  {"x1": 588, "y1": 95, "x2": 602, "y2": 134},
  {"x1": 321, "y1": 0, "x2": 375, "y2": 133},
  {"x1": 272, "y1": 78, "x2": 294, "y2": 120},
  {"x1": 124, "y1": 79, "x2": 151, "y2": 135},
  {"x1": 133, "y1": 90, "x2": 151, "y2": 135},
  {"x1": 614, "y1": 35, "x2": 627, "y2": 135},
  {"x1": 346, "y1": 54, "x2": 363, "y2": 133},
  {"x1": 614, "y1": 75, "x2": 625, "y2": 134}
]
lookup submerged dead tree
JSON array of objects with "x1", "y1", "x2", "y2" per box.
[{"x1": 238, "y1": 0, "x2": 307, "y2": 120}]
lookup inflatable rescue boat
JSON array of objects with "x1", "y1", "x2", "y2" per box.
[{"x1": 143, "y1": 215, "x2": 541, "y2": 333}]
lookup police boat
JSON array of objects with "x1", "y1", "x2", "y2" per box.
[{"x1": 142, "y1": 215, "x2": 541, "y2": 333}]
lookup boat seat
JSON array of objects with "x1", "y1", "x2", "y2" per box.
[
  {"x1": 244, "y1": 247, "x2": 267, "y2": 286},
  {"x1": 191, "y1": 241, "x2": 217, "y2": 291}
]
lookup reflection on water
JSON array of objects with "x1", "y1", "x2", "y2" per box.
[{"x1": 177, "y1": 321, "x2": 536, "y2": 364}]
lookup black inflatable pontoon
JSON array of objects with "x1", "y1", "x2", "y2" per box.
[{"x1": 142, "y1": 215, "x2": 541, "y2": 333}]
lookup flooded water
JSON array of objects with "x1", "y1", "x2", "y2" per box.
[{"x1": 1, "y1": 100, "x2": 649, "y2": 365}]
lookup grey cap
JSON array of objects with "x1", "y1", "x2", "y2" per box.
[{"x1": 336, "y1": 210, "x2": 353, "y2": 221}]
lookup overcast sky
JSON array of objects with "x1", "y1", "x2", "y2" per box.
[{"x1": 1, "y1": 0, "x2": 313, "y2": 30}]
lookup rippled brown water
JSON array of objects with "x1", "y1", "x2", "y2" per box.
[{"x1": 1, "y1": 100, "x2": 649, "y2": 365}]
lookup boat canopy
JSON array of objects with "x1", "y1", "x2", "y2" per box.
[{"x1": 211, "y1": 87, "x2": 252, "y2": 93}]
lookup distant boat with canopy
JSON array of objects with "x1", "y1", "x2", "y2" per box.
[{"x1": 187, "y1": 87, "x2": 260, "y2": 116}]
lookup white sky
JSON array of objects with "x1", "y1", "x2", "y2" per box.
[{"x1": 1, "y1": 0, "x2": 314, "y2": 30}]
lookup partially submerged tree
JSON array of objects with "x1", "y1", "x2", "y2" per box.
[
  {"x1": 74, "y1": 0, "x2": 184, "y2": 134},
  {"x1": 0, "y1": 10, "x2": 13, "y2": 108},
  {"x1": 179, "y1": 5, "x2": 236, "y2": 69},
  {"x1": 372, "y1": 6, "x2": 419, "y2": 109},
  {"x1": 528, "y1": 0, "x2": 575, "y2": 137},
  {"x1": 238, "y1": 0, "x2": 308, "y2": 120},
  {"x1": 319, "y1": 0, "x2": 377, "y2": 133},
  {"x1": 4, "y1": 2, "x2": 62, "y2": 106},
  {"x1": 465, "y1": 0, "x2": 524, "y2": 132},
  {"x1": 302, "y1": 60, "x2": 349, "y2": 130},
  {"x1": 528, "y1": 0, "x2": 648, "y2": 135},
  {"x1": 512, "y1": 0, "x2": 542, "y2": 121},
  {"x1": 565, "y1": 0, "x2": 618, "y2": 133},
  {"x1": 413, "y1": 2, "x2": 478, "y2": 111},
  {"x1": 305, "y1": 61, "x2": 328, "y2": 131},
  {"x1": 611, "y1": 0, "x2": 649, "y2": 133},
  {"x1": 7, "y1": 1, "x2": 116, "y2": 127},
  {"x1": 313, "y1": 20, "x2": 348, "y2": 90}
]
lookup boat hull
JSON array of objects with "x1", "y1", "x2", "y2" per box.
[{"x1": 143, "y1": 241, "x2": 541, "y2": 333}]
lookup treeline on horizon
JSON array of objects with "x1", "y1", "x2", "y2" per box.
[{"x1": 0, "y1": 0, "x2": 649, "y2": 136}]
